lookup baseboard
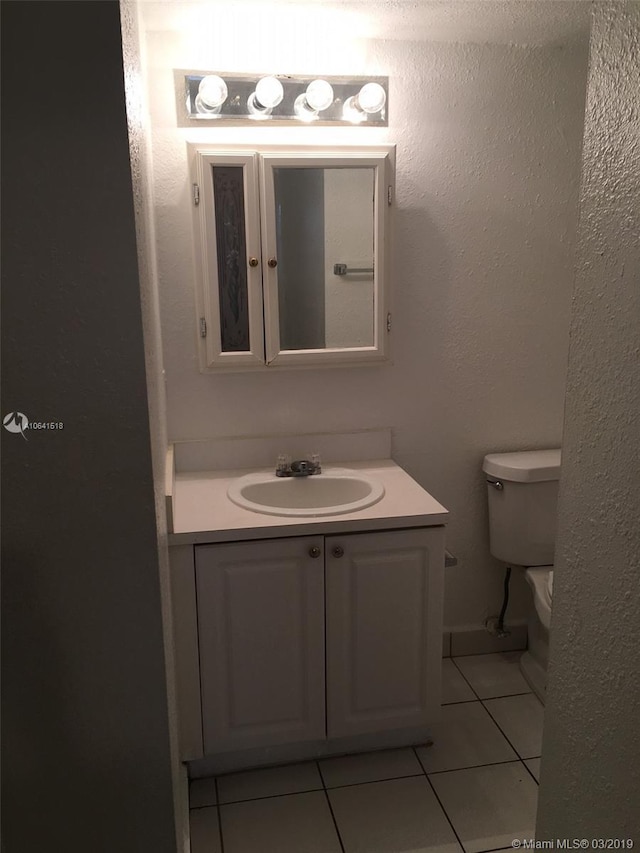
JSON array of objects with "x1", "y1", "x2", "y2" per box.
[{"x1": 443, "y1": 622, "x2": 528, "y2": 657}]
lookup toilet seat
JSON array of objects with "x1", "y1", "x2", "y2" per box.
[{"x1": 524, "y1": 566, "x2": 553, "y2": 631}]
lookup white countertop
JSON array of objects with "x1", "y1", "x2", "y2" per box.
[{"x1": 169, "y1": 459, "x2": 448, "y2": 545}]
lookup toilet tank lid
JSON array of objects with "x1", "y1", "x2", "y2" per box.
[{"x1": 483, "y1": 449, "x2": 561, "y2": 482}]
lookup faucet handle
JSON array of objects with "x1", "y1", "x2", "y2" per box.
[{"x1": 311, "y1": 452, "x2": 322, "y2": 473}]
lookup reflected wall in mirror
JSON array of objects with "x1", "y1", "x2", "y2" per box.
[{"x1": 274, "y1": 167, "x2": 375, "y2": 351}]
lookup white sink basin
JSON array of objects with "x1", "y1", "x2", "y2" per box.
[{"x1": 227, "y1": 468, "x2": 385, "y2": 517}]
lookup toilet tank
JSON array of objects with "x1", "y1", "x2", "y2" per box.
[{"x1": 483, "y1": 449, "x2": 561, "y2": 567}]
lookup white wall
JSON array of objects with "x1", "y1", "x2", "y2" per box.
[
  {"x1": 140, "y1": 1, "x2": 588, "y2": 628},
  {"x1": 537, "y1": 2, "x2": 640, "y2": 837}
]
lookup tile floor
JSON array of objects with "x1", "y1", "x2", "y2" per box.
[{"x1": 189, "y1": 651, "x2": 544, "y2": 853}]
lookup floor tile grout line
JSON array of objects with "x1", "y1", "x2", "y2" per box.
[
  {"x1": 413, "y1": 744, "x2": 430, "y2": 780},
  {"x1": 207, "y1": 771, "x2": 441, "y2": 806},
  {"x1": 442, "y1": 697, "x2": 481, "y2": 706},
  {"x1": 418, "y1": 748, "x2": 467, "y2": 853},
  {"x1": 476, "y1": 847, "x2": 522, "y2": 852},
  {"x1": 217, "y1": 802, "x2": 226, "y2": 853},
  {"x1": 442, "y1": 689, "x2": 532, "y2": 707},
  {"x1": 424, "y1": 757, "x2": 531, "y2": 777},
  {"x1": 190, "y1": 753, "x2": 541, "y2": 809},
  {"x1": 325, "y1": 770, "x2": 427, "y2": 791},
  {"x1": 213, "y1": 787, "x2": 325, "y2": 807},
  {"x1": 473, "y1": 690, "x2": 533, "y2": 701},
  {"x1": 479, "y1": 696, "x2": 540, "y2": 763},
  {"x1": 322, "y1": 788, "x2": 347, "y2": 853},
  {"x1": 450, "y1": 647, "x2": 527, "y2": 659},
  {"x1": 450, "y1": 655, "x2": 533, "y2": 702},
  {"x1": 413, "y1": 746, "x2": 466, "y2": 851},
  {"x1": 439, "y1": 691, "x2": 527, "y2": 765},
  {"x1": 450, "y1": 656, "x2": 484, "y2": 701},
  {"x1": 316, "y1": 758, "x2": 327, "y2": 790},
  {"x1": 480, "y1": 690, "x2": 535, "y2": 702},
  {"x1": 520, "y1": 757, "x2": 540, "y2": 786}
]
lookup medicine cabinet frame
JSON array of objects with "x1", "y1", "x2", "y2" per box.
[{"x1": 188, "y1": 144, "x2": 395, "y2": 372}]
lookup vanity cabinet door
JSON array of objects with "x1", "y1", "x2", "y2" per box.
[
  {"x1": 259, "y1": 150, "x2": 392, "y2": 367},
  {"x1": 325, "y1": 527, "x2": 445, "y2": 739},
  {"x1": 195, "y1": 536, "x2": 325, "y2": 754}
]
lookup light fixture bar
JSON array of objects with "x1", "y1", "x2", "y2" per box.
[{"x1": 176, "y1": 71, "x2": 389, "y2": 126}]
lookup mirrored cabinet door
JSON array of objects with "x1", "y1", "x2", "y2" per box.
[
  {"x1": 192, "y1": 151, "x2": 264, "y2": 368},
  {"x1": 190, "y1": 145, "x2": 394, "y2": 371},
  {"x1": 260, "y1": 151, "x2": 391, "y2": 367}
]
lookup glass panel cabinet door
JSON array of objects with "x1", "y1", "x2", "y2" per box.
[
  {"x1": 260, "y1": 151, "x2": 391, "y2": 367},
  {"x1": 213, "y1": 165, "x2": 251, "y2": 352},
  {"x1": 192, "y1": 151, "x2": 264, "y2": 368}
]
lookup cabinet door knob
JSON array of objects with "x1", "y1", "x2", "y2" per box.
[
  {"x1": 331, "y1": 545, "x2": 344, "y2": 558},
  {"x1": 309, "y1": 546, "x2": 321, "y2": 558},
  {"x1": 248, "y1": 257, "x2": 259, "y2": 267},
  {"x1": 268, "y1": 257, "x2": 278, "y2": 268}
]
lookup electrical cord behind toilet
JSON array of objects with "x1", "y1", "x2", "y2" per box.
[
  {"x1": 496, "y1": 566, "x2": 512, "y2": 635},
  {"x1": 485, "y1": 565, "x2": 512, "y2": 637}
]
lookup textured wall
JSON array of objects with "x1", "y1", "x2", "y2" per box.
[
  {"x1": 537, "y1": 2, "x2": 640, "y2": 837},
  {"x1": 1, "y1": 1, "x2": 176, "y2": 849},
  {"x1": 140, "y1": 1, "x2": 588, "y2": 628}
]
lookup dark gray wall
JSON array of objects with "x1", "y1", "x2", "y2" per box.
[
  {"x1": 1, "y1": 2, "x2": 176, "y2": 850},
  {"x1": 275, "y1": 169, "x2": 326, "y2": 350}
]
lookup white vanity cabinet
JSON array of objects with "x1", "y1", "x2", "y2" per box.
[{"x1": 190, "y1": 525, "x2": 444, "y2": 763}]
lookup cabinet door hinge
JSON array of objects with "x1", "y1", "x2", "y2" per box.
[
  {"x1": 387, "y1": 185, "x2": 393, "y2": 206},
  {"x1": 199, "y1": 317, "x2": 207, "y2": 338},
  {"x1": 193, "y1": 183, "x2": 200, "y2": 206},
  {"x1": 386, "y1": 312, "x2": 392, "y2": 332}
]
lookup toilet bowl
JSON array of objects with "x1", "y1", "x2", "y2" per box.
[{"x1": 519, "y1": 566, "x2": 553, "y2": 703}]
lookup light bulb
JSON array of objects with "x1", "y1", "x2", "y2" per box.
[
  {"x1": 305, "y1": 79, "x2": 334, "y2": 112},
  {"x1": 198, "y1": 75, "x2": 228, "y2": 108},
  {"x1": 255, "y1": 76, "x2": 284, "y2": 109},
  {"x1": 355, "y1": 82, "x2": 386, "y2": 114}
]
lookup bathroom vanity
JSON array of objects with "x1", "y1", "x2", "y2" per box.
[{"x1": 168, "y1": 457, "x2": 448, "y2": 775}]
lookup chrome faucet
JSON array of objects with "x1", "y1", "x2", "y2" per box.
[{"x1": 275, "y1": 454, "x2": 322, "y2": 477}]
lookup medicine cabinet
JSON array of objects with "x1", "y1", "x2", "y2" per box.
[{"x1": 188, "y1": 144, "x2": 395, "y2": 371}]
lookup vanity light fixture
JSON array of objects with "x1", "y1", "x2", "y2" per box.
[{"x1": 178, "y1": 71, "x2": 388, "y2": 126}]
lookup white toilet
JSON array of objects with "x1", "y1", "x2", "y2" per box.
[{"x1": 482, "y1": 448, "x2": 561, "y2": 704}]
